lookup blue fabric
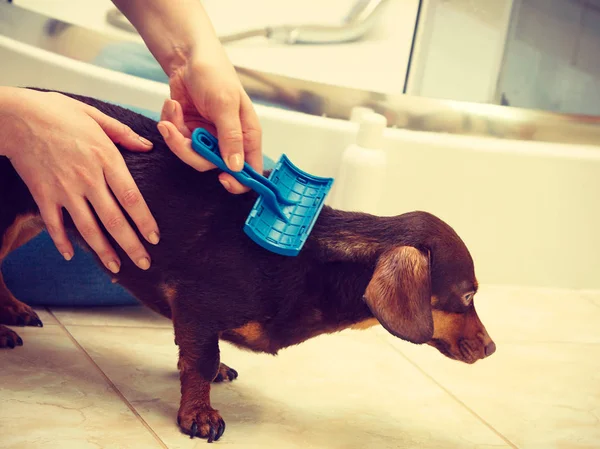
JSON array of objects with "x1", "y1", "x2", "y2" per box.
[
  {"x1": 94, "y1": 42, "x2": 169, "y2": 84},
  {"x1": 1, "y1": 99, "x2": 277, "y2": 306}
]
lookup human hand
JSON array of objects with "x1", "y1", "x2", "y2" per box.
[
  {"x1": 156, "y1": 49, "x2": 263, "y2": 193},
  {"x1": 2, "y1": 89, "x2": 159, "y2": 273}
]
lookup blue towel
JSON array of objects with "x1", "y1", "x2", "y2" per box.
[{"x1": 2, "y1": 100, "x2": 276, "y2": 306}]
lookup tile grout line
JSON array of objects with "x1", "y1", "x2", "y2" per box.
[
  {"x1": 375, "y1": 334, "x2": 519, "y2": 449},
  {"x1": 52, "y1": 323, "x2": 172, "y2": 330},
  {"x1": 46, "y1": 308, "x2": 170, "y2": 449}
]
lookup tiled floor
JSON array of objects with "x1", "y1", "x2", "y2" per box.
[{"x1": 1, "y1": 285, "x2": 599, "y2": 449}]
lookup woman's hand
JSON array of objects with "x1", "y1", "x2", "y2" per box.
[
  {"x1": 157, "y1": 52, "x2": 263, "y2": 194},
  {"x1": 110, "y1": 0, "x2": 263, "y2": 193},
  {"x1": 0, "y1": 88, "x2": 159, "y2": 273}
]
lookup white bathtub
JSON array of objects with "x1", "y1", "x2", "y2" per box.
[{"x1": 1, "y1": 35, "x2": 599, "y2": 290}]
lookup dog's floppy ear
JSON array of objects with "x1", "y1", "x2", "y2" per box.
[{"x1": 364, "y1": 246, "x2": 433, "y2": 344}]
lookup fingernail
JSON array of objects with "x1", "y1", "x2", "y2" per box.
[
  {"x1": 219, "y1": 179, "x2": 231, "y2": 190},
  {"x1": 138, "y1": 257, "x2": 151, "y2": 270},
  {"x1": 228, "y1": 154, "x2": 243, "y2": 171},
  {"x1": 62, "y1": 252, "x2": 73, "y2": 261},
  {"x1": 107, "y1": 261, "x2": 120, "y2": 274},
  {"x1": 139, "y1": 136, "x2": 153, "y2": 146},
  {"x1": 157, "y1": 123, "x2": 169, "y2": 139},
  {"x1": 167, "y1": 100, "x2": 176, "y2": 115},
  {"x1": 148, "y1": 231, "x2": 160, "y2": 245}
]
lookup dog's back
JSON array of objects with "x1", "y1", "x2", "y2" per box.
[{"x1": 0, "y1": 92, "x2": 330, "y2": 326}]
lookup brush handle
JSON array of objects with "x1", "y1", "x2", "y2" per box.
[{"x1": 190, "y1": 128, "x2": 293, "y2": 221}]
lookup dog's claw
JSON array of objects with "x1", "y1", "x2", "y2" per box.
[
  {"x1": 216, "y1": 420, "x2": 225, "y2": 441},
  {"x1": 179, "y1": 407, "x2": 225, "y2": 441},
  {"x1": 0, "y1": 305, "x2": 43, "y2": 328},
  {"x1": 213, "y1": 363, "x2": 238, "y2": 383},
  {"x1": 207, "y1": 426, "x2": 216, "y2": 443},
  {"x1": 0, "y1": 325, "x2": 23, "y2": 349}
]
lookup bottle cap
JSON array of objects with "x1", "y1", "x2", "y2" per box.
[
  {"x1": 356, "y1": 111, "x2": 387, "y2": 149},
  {"x1": 350, "y1": 106, "x2": 374, "y2": 123}
]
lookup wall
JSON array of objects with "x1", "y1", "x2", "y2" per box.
[
  {"x1": 406, "y1": 0, "x2": 514, "y2": 103},
  {"x1": 497, "y1": 0, "x2": 600, "y2": 116}
]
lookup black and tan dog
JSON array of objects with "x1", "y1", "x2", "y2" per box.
[{"x1": 0, "y1": 90, "x2": 496, "y2": 443}]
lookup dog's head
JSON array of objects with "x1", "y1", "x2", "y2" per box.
[{"x1": 363, "y1": 211, "x2": 495, "y2": 364}]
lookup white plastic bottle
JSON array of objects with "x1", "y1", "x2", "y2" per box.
[{"x1": 332, "y1": 111, "x2": 387, "y2": 215}]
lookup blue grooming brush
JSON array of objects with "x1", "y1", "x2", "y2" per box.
[{"x1": 191, "y1": 128, "x2": 334, "y2": 256}]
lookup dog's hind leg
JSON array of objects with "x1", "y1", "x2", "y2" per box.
[{"x1": 0, "y1": 214, "x2": 45, "y2": 348}]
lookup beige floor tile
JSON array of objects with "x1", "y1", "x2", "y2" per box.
[
  {"x1": 32, "y1": 306, "x2": 58, "y2": 325},
  {"x1": 0, "y1": 326, "x2": 163, "y2": 449},
  {"x1": 580, "y1": 290, "x2": 600, "y2": 309},
  {"x1": 67, "y1": 325, "x2": 511, "y2": 449},
  {"x1": 51, "y1": 305, "x2": 171, "y2": 328},
  {"x1": 456, "y1": 285, "x2": 600, "y2": 344},
  {"x1": 385, "y1": 337, "x2": 600, "y2": 449}
]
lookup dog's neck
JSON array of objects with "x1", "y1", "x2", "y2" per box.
[
  {"x1": 309, "y1": 207, "x2": 388, "y2": 264},
  {"x1": 303, "y1": 207, "x2": 387, "y2": 327}
]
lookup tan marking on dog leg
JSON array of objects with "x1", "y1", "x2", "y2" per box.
[
  {"x1": 0, "y1": 214, "x2": 44, "y2": 261},
  {"x1": 229, "y1": 321, "x2": 271, "y2": 352},
  {"x1": 0, "y1": 215, "x2": 45, "y2": 327}
]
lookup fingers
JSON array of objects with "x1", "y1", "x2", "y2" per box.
[
  {"x1": 212, "y1": 96, "x2": 244, "y2": 172},
  {"x1": 86, "y1": 185, "x2": 152, "y2": 272},
  {"x1": 157, "y1": 121, "x2": 216, "y2": 172},
  {"x1": 160, "y1": 99, "x2": 190, "y2": 137},
  {"x1": 86, "y1": 106, "x2": 154, "y2": 152},
  {"x1": 65, "y1": 198, "x2": 123, "y2": 273},
  {"x1": 158, "y1": 119, "x2": 249, "y2": 193},
  {"x1": 161, "y1": 93, "x2": 262, "y2": 195},
  {"x1": 102, "y1": 154, "x2": 160, "y2": 247},
  {"x1": 240, "y1": 94, "x2": 263, "y2": 175},
  {"x1": 218, "y1": 173, "x2": 249, "y2": 194},
  {"x1": 215, "y1": 95, "x2": 262, "y2": 193},
  {"x1": 39, "y1": 204, "x2": 74, "y2": 261}
]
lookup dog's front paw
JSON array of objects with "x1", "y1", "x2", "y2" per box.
[
  {"x1": 213, "y1": 362, "x2": 238, "y2": 383},
  {"x1": 178, "y1": 406, "x2": 225, "y2": 442},
  {"x1": 0, "y1": 302, "x2": 43, "y2": 327},
  {"x1": 0, "y1": 324, "x2": 23, "y2": 349}
]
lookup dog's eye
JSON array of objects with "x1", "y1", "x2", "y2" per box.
[{"x1": 462, "y1": 292, "x2": 474, "y2": 305}]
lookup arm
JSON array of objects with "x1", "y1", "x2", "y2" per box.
[
  {"x1": 0, "y1": 87, "x2": 29, "y2": 156},
  {"x1": 112, "y1": 0, "x2": 263, "y2": 194},
  {"x1": 111, "y1": 0, "x2": 220, "y2": 77}
]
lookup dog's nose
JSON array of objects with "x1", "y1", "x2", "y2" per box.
[{"x1": 484, "y1": 341, "x2": 496, "y2": 357}]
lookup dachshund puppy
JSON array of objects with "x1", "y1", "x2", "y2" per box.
[{"x1": 0, "y1": 90, "x2": 495, "y2": 443}]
